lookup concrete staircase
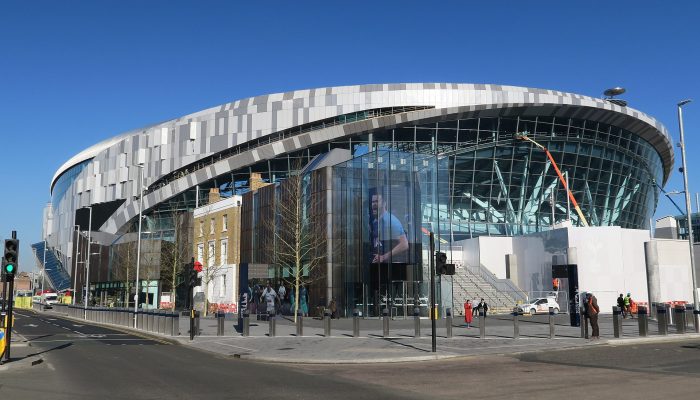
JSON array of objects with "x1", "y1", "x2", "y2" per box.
[{"x1": 451, "y1": 265, "x2": 525, "y2": 315}]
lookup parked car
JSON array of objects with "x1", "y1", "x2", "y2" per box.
[{"x1": 519, "y1": 297, "x2": 560, "y2": 314}]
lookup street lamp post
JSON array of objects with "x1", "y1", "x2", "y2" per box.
[
  {"x1": 678, "y1": 99, "x2": 699, "y2": 333},
  {"x1": 73, "y1": 225, "x2": 81, "y2": 305},
  {"x1": 84, "y1": 206, "x2": 93, "y2": 319},
  {"x1": 134, "y1": 164, "x2": 145, "y2": 328},
  {"x1": 41, "y1": 240, "x2": 47, "y2": 305}
]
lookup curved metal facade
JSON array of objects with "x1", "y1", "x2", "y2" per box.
[{"x1": 47, "y1": 83, "x2": 673, "y2": 264}]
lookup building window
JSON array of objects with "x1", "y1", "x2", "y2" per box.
[
  {"x1": 208, "y1": 241, "x2": 215, "y2": 267},
  {"x1": 222, "y1": 214, "x2": 228, "y2": 232},
  {"x1": 197, "y1": 243, "x2": 204, "y2": 264},
  {"x1": 210, "y1": 218, "x2": 215, "y2": 235},
  {"x1": 199, "y1": 221, "x2": 204, "y2": 237},
  {"x1": 219, "y1": 274, "x2": 226, "y2": 297},
  {"x1": 220, "y1": 239, "x2": 228, "y2": 265}
]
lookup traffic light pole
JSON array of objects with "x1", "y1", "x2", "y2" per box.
[
  {"x1": 429, "y1": 232, "x2": 436, "y2": 353},
  {"x1": 189, "y1": 257, "x2": 196, "y2": 341},
  {"x1": 4, "y1": 230, "x2": 17, "y2": 362}
]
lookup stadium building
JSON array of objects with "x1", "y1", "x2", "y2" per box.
[{"x1": 40, "y1": 83, "x2": 693, "y2": 316}]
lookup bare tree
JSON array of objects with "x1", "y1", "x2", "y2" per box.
[
  {"x1": 272, "y1": 167, "x2": 327, "y2": 322},
  {"x1": 159, "y1": 208, "x2": 192, "y2": 310},
  {"x1": 110, "y1": 227, "x2": 137, "y2": 307}
]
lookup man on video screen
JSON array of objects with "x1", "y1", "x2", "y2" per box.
[{"x1": 370, "y1": 189, "x2": 409, "y2": 264}]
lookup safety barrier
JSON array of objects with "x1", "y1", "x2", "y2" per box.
[{"x1": 42, "y1": 304, "x2": 179, "y2": 336}]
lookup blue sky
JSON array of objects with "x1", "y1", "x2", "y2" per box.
[{"x1": 1, "y1": 1, "x2": 699, "y2": 269}]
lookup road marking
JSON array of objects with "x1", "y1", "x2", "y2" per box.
[
  {"x1": 47, "y1": 363, "x2": 55, "y2": 371},
  {"x1": 73, "y1": 324, "x2": 84, "y2": 327},
  {"x1": 24, "y1": 324, "x2": 38, "y2": 328},
  {"x1": 213, "y1": 341, "x2": 258, "y2": 352}
]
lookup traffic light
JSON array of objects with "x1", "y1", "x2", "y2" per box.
[
  {"x1": 435, "y1": 252, "x2": 447, "y2": 275},
  {"x1": 3, "y1": 239, "x2": 18, "y2": 278},
  {"x1": 435, "y1": 251, "x2": 455, "y2": 275},
  {"x1": 188, "y1": 261, "x2": 200, "y2": 287}
]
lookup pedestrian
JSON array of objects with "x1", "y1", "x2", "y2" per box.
[
  {"x1": 329, "y1": 298, "x2": 338, "y2": 319},
  {"x1": 278, "y1": 282, "x2": 287, "y2": 303},
  {"x1": 617, "y1": 293, "x2": 626, "y2": 318},
  {"x1": 624, "y1": 293, "x2": 633, "y2": 319},
  {"x1": 552, "y1": 278, "x2": 560, "y2": 293},
  {"x1": 300, "y1": 285, "x2": 309, "y2": 317},
  {"x1": 260, "y1": 281, "x2": 278, "y2": 316},
  {"x1": 584, "y1": 292, "x2": 600, "y2": 339},
  {"x1": 464, "y1": 300, "x2": 473, "y2": 328},
  {"x1": 477, "y1": 298, "x2": 489, "y2": 318}
]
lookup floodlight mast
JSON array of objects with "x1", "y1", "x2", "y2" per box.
[{"x1": 515, "y1": 132, "x2": 590, "y2": 227}]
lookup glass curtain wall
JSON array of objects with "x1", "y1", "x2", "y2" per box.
[{"x1": 333, "y1": 150, "x2": 449, "y2": 317}]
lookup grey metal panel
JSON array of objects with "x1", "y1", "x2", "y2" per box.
[{"x1": 50, "y1": 82, "x2": 674, "y2": 245}]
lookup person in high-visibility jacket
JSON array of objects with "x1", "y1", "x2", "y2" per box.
[{"x1": 624, "y1": 293, "x2": 633, "y2": 319}]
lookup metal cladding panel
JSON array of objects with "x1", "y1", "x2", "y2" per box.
[{"x1": 49, "y1": 83, "x2": 674, "y2": 241}]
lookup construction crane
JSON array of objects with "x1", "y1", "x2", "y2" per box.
[{"x1": 515, "y1": 132, "x2": 590, "y2": 227}]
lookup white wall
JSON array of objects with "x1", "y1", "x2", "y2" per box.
[
  {"x1": 206, "y1": 264, "x2": 239, "y2": 310},
  {"x1": 653, "y1": 240, "x2": 694, "y2": 303},
  {"x1": 477, "y1": 237, "x2": 513, "y2": 279},
  {"x1": 567, "y1": 227, "x2": 649, "y2": 312}
]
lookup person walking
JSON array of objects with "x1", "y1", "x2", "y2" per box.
[
  {"x1": 476, "y1": 298, "x2": 489, "y2": 318},
  {"x1": 300, "y1": 284, "x2": 309, "y2": 317},
  {"x1": 624, "y1": 293, "x2": 633, "y2": 319},
  {"x1": 617, "y1": 293, "x2": 626, "y2": 318},
  {"x1": 260, "y1": 281, "x2": 278, "y2": 316},
  {"x1": 584, "y1": 292, "x2": 600, "y2": 339},
  {"x1": 464, "y1": 300, "x2": 473, "y2": 328}
]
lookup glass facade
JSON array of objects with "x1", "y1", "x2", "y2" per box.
[
  {"x1": 122, "y1": 113, "x2": 664, "y2": 314},
  {"x1": 332, "y1": 150, "x2": 449, "y2": 317}
]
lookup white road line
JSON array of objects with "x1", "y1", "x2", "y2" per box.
[
  {"x1": 47, "y1": 363, "x2": 56, "y2": 371},
  {"x1": 30, "y1": 338, "x2": 152, "y2": 343},
  {"x1": 213, "y1": 341, "x2": 258, "y2": 352}
]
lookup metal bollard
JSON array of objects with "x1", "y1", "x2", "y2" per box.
[
  {"x1": 613, "y1": 306, "x2": 622, "y2": 338},
  {"x1": 657, "y1": 304, "x2": 668, "y2": 335},
  {"x1": 216, "y1": 311, "x2": 225, "y2": 336},
  {"x1": 651, "y1": 302, "x2": 658, "y2": 320},
  {"x1": 685, "y1": 304, "x2": 694, "y2": 332},
  {"x1": 637, "y1": 306, "x2": 648, "y2": 337},
  {"x1": 194, "y1": 311, "x2": 200, "y2": 336},
  {"x1": 513, "y1": 308, "x2": 520, "y2": 339},
  {"x1": 581, "y1": 307, "x2": 588, "y2": 339},
  {"x1": 666, "y1": 303, "x2": 673, "y2": 326},
  {"x1": 135, "y1": 310, "x2": 142, "y2": 330},
  {"x1": 413, "y1": 307, "x2": 421, "y2": 338},
  {"x1": 479, "y1": 310, "x2": 485, "y2": 339},
  {"x1": 352, "y1": 308, "x2": 360, "y2": 338},
  {"x1": 548, "y1": 307, "x2": 555, "y2": 339},
  {"x1": 675, "y1": 306, "x2": 686, "y2": 334},
  {"x1": 445, "y1": 308, "x2": 453, "y2": 338},
  {"x1": 695, "y1": 310, "x2": 700, "y2": 334},
  {"x1": 296, "y1": 311, "x2": 303, "y2": 337},
  {"x1": 242, "y1": 312, "x2": 250, "y2": 337},
  {"x1": 382, "y1": 308, "x2": 390, "y2": 338},
  {"x1": 324, "y1": 310, "x2": 331, "y2": 337},
  {"x1": 268, "y1": 311, "x2": 276, "y2": 337}
]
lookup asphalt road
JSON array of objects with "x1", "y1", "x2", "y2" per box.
[
  {"x1": 3, "y1": 310, "x2": 700, "y2": 399},
  {"x1": 1, "y1": 310, "x2": 420, "y2": 399}
]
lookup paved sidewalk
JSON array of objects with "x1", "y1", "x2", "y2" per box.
[
  {"x1": 175, "y1": 313, "x2": 700, "y2": 363},
  {"x1": 37, "y1": 308, "x2": 700, "y2": 364}
]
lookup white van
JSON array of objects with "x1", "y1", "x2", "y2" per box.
[{"x1": 41, "y1": 292, "x2": 58, "y2": 307}]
